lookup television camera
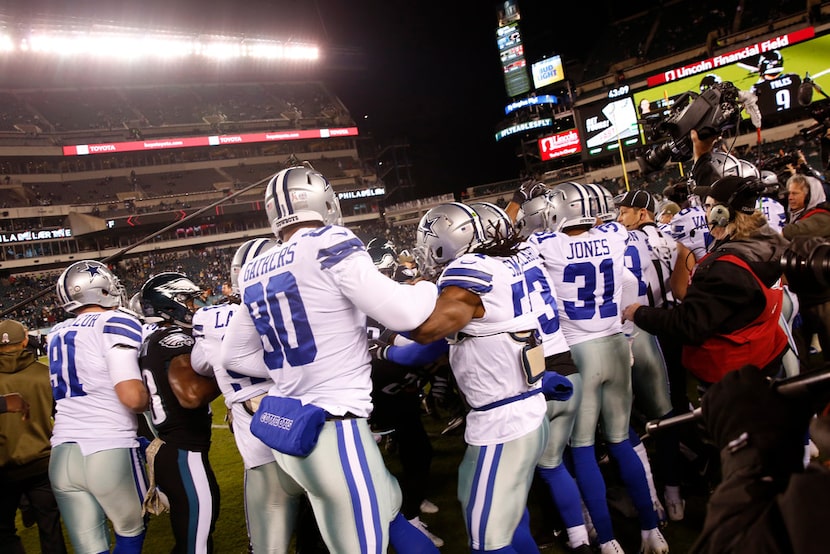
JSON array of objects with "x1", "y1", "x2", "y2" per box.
[{"x1": 637, "y1": 81, "x2": 753, "y2": 174}]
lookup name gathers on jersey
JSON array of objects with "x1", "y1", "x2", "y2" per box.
[
  {"x1": 243, "y1": 242, "x2": 297, "y2": 281},
  {"x1": 565, "y1": 237, "x2": 610, "y2": 260}
]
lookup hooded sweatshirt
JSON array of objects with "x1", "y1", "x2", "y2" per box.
[{"x1": 0, "y1": 348, "x2": 54, "y2": 481}]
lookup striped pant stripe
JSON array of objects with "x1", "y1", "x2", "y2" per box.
[
  {"x1": 177, "y1": 450, "x2": 214, "y2": 554},
  {"x1": 467, "y1": 443, "x2": 503, "y2": 549},
  {"x1": 336, "y1": 420, "x2": 383, "y2": 554}
]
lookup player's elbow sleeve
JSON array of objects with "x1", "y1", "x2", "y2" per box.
[{"x1": 368, "y1": 280, "x2": 438, "y2": 331}]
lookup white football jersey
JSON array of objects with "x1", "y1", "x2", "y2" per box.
[
  {"x1": 192, "y1": 303, "x2": 270, "y2": 405},
  {"x1": 640, "y1": 223, "x2": 677, "y2": 307},
  {"x1": 48, "y1": 308, "x2": 144, "y2": 455},
  {"x1": 760, "y1": 196, "x2": 786, "y2": 233},
  {"x1": 223, "y1": 225, "x2": 437, "y2": 418},
  {"x1": 518, "y1": 240, "x2": 569, "y2": 357},
  {"x1": 437, "y1": 246, "x2": 547, "y2": 446},
  {"x1": 192, "y1": 303, "x2": 274, "y2": 469},
  {"x1": 670, "y1": 205, "x2": 710, "y2": 261},
  {"x1": 623, "y1": 231, "x2": 653, "y2": 305},
  {"x1": 529, "y1": 222, "x2": 629, "y2": 346}
]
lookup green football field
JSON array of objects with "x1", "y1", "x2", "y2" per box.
[{"x1": 17, "y1": 395, "x2": 709, "y2": 553}]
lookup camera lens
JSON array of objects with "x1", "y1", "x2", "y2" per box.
[{"x1": 637, "y1": 142, "x2": 674, "y2": 174}]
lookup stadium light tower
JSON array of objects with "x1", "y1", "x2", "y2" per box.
[{"x1": 10, "y1": 26, "x2": 319, "y2": 63}]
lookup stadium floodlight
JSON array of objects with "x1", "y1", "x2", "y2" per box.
[
  {"x1": 10, "y1": 28, "x2": 320, "y2": 63},
  {"x1": 0, "y1": 34, "x2": 13, "y2": 52},
  {"x1": 198, "y1": 40, "x2": 243, "y2": 61}
]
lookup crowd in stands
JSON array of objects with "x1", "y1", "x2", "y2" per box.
[
  {"x1": 578, "y1": 0, "x2": 811, "y2": 83},
  {"x1": 0, "y1": 82, "x2": 352, "y2": 136}
]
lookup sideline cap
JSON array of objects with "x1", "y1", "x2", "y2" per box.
[
  {"x1": 615, "y1": 190, "x2": 656, "y2": 212},
  {"x1": 0, "y1": 319, "x2": 26, "y2": 344}
]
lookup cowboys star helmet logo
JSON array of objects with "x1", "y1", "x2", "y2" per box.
[
  {"x1": 419, "y1": 215, "x2": 441, "y2": 240},
  {"x1": 79, "y1": 261, "x2": 102, "y2": 280}
]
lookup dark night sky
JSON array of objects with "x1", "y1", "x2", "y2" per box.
[{"x1": 12, "y1": 1, "x2": 622, "y2": 196}]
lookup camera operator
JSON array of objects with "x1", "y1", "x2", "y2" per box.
[
  {"x1": 622, "y1": 174, "x2": 791, "y2": 386},
  {"x1": 781, "y1": 173, "x2": 830, "y2": 366}
]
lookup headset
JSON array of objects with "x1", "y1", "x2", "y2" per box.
[{"x1": 706, "y1": 177, "x2": 762, "y2": 228}]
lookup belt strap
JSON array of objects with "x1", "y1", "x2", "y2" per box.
[{"x1": 471, "y1": 388, "x2": 542, "y2": 412}]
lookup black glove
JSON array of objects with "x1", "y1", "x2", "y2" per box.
[
  {"x1": 702, "y1": 366, "x2": 811, "y2": 480},
  {"x1": 511, "y1": 180, "x2": 545, "y2": 205},
  {"x1": 368, "y1": 339, "x2": 389, "y2": 362}
]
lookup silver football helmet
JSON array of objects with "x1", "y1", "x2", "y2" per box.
[
  {"x1": 415, "y1": 202, "x2": 486, "y2": 277},
  {"x1": 583, "y1": 183, "x2": 617, "y2": 222},
  {"x1": 517, "y1": 191, "x2": 555, "y2": 237},
  {"x1": 469, "y1": 201, "x2": 514, "y2": 242},
  {"x1": 127, "y1": 292, "x2": 144, "y2": 319},
  {"x1": 547, "y1": 182, "x2": 597, "y2": 231},
  {"x1": 735, "y1": 159, "x2": 761, "y2": 179},
  {"x1": 707, "y1": 151, "x2": 742, "y2": 178},
  {"x1": 56, "y1": 260, "x2": 125, "y2": 313},
  {"x1": 231, "y1": 238, "x2": 279, "y2": 296},
  {"x1": 264, "y1": 165, "x2": 342, "y2": 238}
]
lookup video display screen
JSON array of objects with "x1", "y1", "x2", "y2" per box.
[
  {"x1": 578, "y1": 96, "x2": 642, "y2": 158},
  {"x1": 634, "y1": 28, "x2": 828, "y2": 123},
  {"x1": 496, "y1": 22, "x2": 531, "y2": 98},
  {"x1": 538, "y1": 128, "x2": 581, "y2": 160}
]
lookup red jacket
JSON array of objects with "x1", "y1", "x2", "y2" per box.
[{"x1": 682, "y1": 255, "x2": 786, "y2": 383}]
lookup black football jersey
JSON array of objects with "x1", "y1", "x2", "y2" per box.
[
  {"x1": 752, "y1": 73, "x2": 802, "y2": 116},
  {"x1": 139, "y1": 325, "x2": 212, "y2": 451}
]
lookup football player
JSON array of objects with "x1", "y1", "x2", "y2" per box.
[
  {"x1": 190, "y1": 238, "x2": 288, "y2": 553},
  {"x1": 615, "y1": 189, "x2": 685, "y2": 521},
  {"x1": 509, "y1": 195, "x2": 597, "y2": 551},
  {"x1": 366, "y1": 243, "x2": 444, "y2": 548},
  {"x1": 411, "y1": 201, "x2": 551, "y2": 554},
  {"x1": 139, "y1": 272, "x2": 221, "y2": 554},
  {"x1": 751, "y1": 50, "x2": 802, "y2": 117},
  {"x1": 220, "y1": 165, "x2": 439, "y2": 554},
  {"x1": 523, "y1": 183, "x2": 668, "y2": 554},
  {"x1": 48, "y1": 260, "x2": 149, "y2": 554}
]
